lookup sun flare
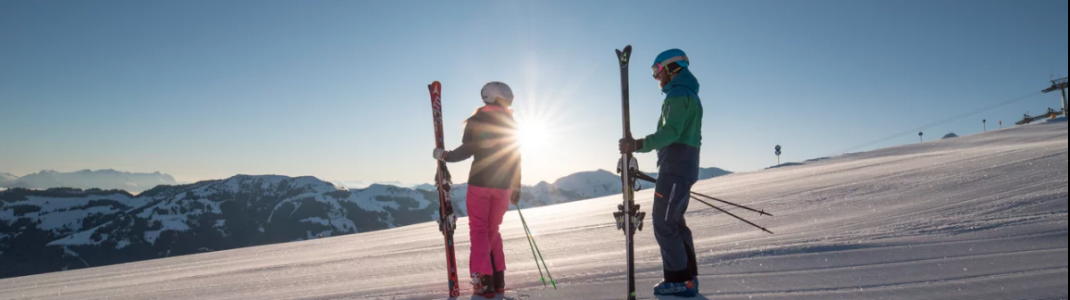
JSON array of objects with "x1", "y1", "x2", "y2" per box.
[{"x1": 518, "y1": 119, "x2": 549, "y2": 155}]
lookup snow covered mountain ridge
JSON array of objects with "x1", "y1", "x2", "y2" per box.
[
  {"x1": 0, "y1": 176, "x2": 440, "y2": 279},
  {"x1": 0, "y1": 173, "x2": 17, "y2": 186},
  {"x1": 0, "y1": 170, "x2": 177, "y2": 194},
  {"x1": 0, "y1": 168, "x2": 730, "y2": 279}
]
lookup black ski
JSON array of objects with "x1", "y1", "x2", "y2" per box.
[{"x1": 613, "y1": 45, "x2": 646, "y2": 300}]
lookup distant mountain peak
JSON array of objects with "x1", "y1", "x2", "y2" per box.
[{"x1": 0, "y1": 172, "x2": 17, "y2": 180}]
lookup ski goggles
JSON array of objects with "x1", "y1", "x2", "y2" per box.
[{"x1": 651, "y1": 56, "x2": 689, "y2": 78}]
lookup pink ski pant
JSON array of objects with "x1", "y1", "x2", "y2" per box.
[{"x1": 466, "y1": 185, "x2": 510, "y2": 276}]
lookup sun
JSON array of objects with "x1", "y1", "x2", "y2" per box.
[{"x1": 518, "y1": 119, "x2": 549, "y2": 155}]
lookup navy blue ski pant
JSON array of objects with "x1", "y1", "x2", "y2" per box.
[{"x1": 652, "y1": 173, "x2": 699, "y2": 283}]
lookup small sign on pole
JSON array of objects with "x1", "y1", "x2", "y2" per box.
[
  {"x1": 775, "y1": 145, "x2": 782, "y2": 165},
  {"x1": 919, "y1": 132, "x2": 924, "y2": 142},
  {"x1": 983, "y1": 119, "x2": 987, "y2": 132}
]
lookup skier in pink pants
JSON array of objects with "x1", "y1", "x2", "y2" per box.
[{"x1": 433, "y1": 82, "x2": 522, "y2": 298}]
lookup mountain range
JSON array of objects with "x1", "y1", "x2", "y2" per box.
[{"x1": 0, "y1": 170, "x2": 177, "y2": 194}]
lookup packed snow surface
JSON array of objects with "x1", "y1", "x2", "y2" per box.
[{"x1": 0, "y1": 121, "x2": 1065, "y2": 300}]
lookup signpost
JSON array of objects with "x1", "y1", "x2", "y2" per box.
[{"x1": 775, "y1": 145, "x2": 782, "y2": 165}]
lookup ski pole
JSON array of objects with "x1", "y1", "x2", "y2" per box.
[
  {"x1": 691, "y1": 196, "x2": 774, "y2": 234},
  {"x1": 633, "y1": 172, "x2": 772, "y2": 217},
  {"x1": 516, "y1": 205, "x2": 547, "y2": 287},
  {"x1": 517, "y1": 206, "x2": 557, "y2": 289},
  {"x1": 631, "y1": 172, "x2": 773, "y2": 233},
  {"x1": 689, "y1": 192, "x2": 773, "y2": 217}
]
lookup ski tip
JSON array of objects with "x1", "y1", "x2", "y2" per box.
[
  {"x1": 616, "y1": 45, "x2": 633, "y2": 67},
  {"x1": 429, "y1": 81, "x2": 442, "y2": 93}
]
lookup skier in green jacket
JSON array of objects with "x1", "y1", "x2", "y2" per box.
[{"x1": 619, "y1": 48, "x2": 703, "y2": 297}]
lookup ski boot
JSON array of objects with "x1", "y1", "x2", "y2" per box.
[
  {"x1": 493, "y1": 271, "x2": 506, "y2": 295},
  {"x1": 652, "y1": 278, "x2": 699, "y2": 298},
  {"x1": 471, "y1": 273, "x2": 496, "y2": 299}
]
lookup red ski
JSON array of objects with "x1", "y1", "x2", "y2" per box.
[{"x1": 428, "y1": 81, "x2": 461, "y2": 298}]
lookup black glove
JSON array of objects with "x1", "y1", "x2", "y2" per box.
[
  {"x1": 510, "y1": 189, "x2": 521, "y2": 206},
  {"x1": 619, "y1": 137, "x2": 644, "y2": 154}
]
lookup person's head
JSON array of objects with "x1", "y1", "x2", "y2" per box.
[
  {"x1": 481, "y1": 82, "x2": 514, "y2": 108},
  {"x1": 465, "y1": 81, "x2": 515, "y2": 124},
  {"x1": 652, "y1": 49, "x2": 689, "y2": 89}
]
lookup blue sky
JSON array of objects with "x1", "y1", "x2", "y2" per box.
[{"x1": 1, "y1": 0, "x2": 1067, "y2": 185}]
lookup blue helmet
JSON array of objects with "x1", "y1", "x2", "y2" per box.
[{"x1": 652, "y1": 49, "x2": 689, "y2": 77}]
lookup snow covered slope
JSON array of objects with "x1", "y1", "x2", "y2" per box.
[{"x1": 0, "y1": 121, "x2": 1065, "y2": 300}]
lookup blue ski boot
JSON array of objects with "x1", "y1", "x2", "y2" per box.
[{"x1": 653, "y1": 278, "x2": 699, "y2": 298}]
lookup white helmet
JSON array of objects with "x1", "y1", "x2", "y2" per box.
[{"x1": 481, "y1": 82, "x2": 514, "y2": 107}]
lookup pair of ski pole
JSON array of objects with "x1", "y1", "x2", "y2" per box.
[
  {"x1": 633, "y1": 173, "x2": 775, "y2": 234},
  {"x1": 516, "y1": 205, "x2": 557, "y2": 289}
]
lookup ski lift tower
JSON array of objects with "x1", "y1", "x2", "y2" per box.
[{"x1": 1042, "y1": 77, "x2": 1067, "y2": 118}]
